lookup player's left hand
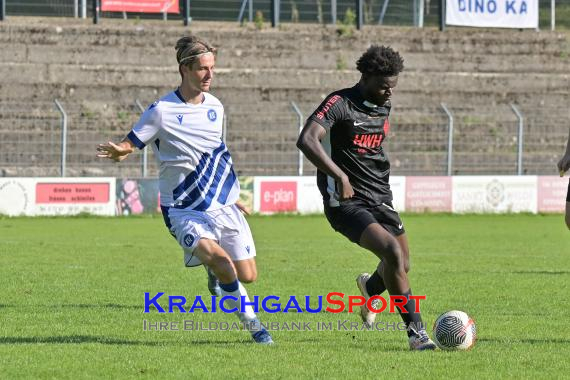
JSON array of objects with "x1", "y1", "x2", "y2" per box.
[
  {"x1": 235, "y1": 200, "x2": 251, "y2": 215},
  {"x1": 96, "y1": 141, "x2": 134, "y2": 162},
  {"x1": 337, "y1": 175, "x2": 355, "y2": 201},
  {"x1": 557, "y1": 153, "x2": 570, "y2": 176}
]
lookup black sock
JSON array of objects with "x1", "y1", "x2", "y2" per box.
[
  {"x1": 365, "y1": 270, "x2": 387, "y2": 296},
  {"x1": 396, "y1": 290, "x2": 425, "y2": 337}
]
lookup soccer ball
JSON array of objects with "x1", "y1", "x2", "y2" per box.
[{"x1": 432, "y1": 310, "x2": 476, "y2": 350}]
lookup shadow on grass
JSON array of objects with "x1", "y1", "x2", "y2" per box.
[
  {"x1": 479, "y1": 338, "x2": 570, "y2": 344},
  {"x1": 1, "y1": 304, "x2": 142, "y2": 310},
  {"x1": 51, "y1": 303, "x2": 141, "y2": 310},
  {"x1": 189, "y1": 339, "x2": 254, "y2": 345},
  {"x1": 511, "y1": 270, "x2": 570, "y2": 275},
  {"x1": 0, "y1": 335, "x2": 165, "y2": 346},
  {"x1": 0, "y1": 336, "x2": 250, "y2": 346}
]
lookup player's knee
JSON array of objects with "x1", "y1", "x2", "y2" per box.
[
  {"x1": 208, "y1": 254, "x2": 234, "y2": 274},
  {"x1": 238, "y1": 271, "x2": 257, "y2": 284},
  {"x1": 235, "y1": 259, "x2": 258, "y2": 283},
  {"x1": 237, "y1": 263, "x2": 257, "y2": 283},
  {"x1": 383, "y1": 243, "x2": 404, "y2": 271}
]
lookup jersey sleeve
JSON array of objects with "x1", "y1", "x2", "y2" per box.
[
  {"x1": 307, "y1": 94, "x2": 345, "y2": 131},
  {"x1": 127, "y1": 102, "x2": 162, "y2": 149}
]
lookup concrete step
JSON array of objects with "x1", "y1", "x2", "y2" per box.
[
  {"x1": 1, "y1": 18, "x2": 567, "y2": 56},
  {"x1": 3, "y1": 41, "x2": 569, "y2": 74},
  {"x1": 3, "y1": 81, "x2": 569, "y2": 110},
  {"x1": 2, "y1": 62, "x2": 569, "y2": 93},
  {"x1": 2, "y1": 64, "x2": 569, "y2": 111},
  {"x1": 2, "y1": 100, "x2": 564, "y2": 126}
]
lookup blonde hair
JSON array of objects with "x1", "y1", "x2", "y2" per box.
[{"x1": 175, "y1": 35, "x2": 217, "y2": 67}]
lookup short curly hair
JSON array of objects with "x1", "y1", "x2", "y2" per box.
[{"x1": 356, "y1": 45, "x2": 404, "y2": 77}]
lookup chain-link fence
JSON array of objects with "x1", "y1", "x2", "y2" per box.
[
  {"x1": 3, "y1": 0, "x2": 570, "y2": 29},
  {"x1": 1, "y1": 100, "x2": 567, "y2": 177},
  {"x1": 0, "y1": 100, "x2": 159, "y2": 177},
  {"x1": 62, "y1": 102, "x2": 160, "y2": 177},
  {"x1": 226, "y1": 109, "x2": 301, "y2": 176},
  {"x1": 0, "y1": 101, "x2": 61, "y2": 176},
  {"x1": 521, "y1": 105, "x2": 570, "y2": 174}
]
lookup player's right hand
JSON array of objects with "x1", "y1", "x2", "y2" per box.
[
  {"x1": 557, "y1": 153, "x2": 570, "y2": 176},
  {"x1": 235, "y1": 200, "x2": 251, "y2": 215},
  {"x1": 96, "y1": 141, "x2": 134, "y2": 162},
  {"x1": 337, "y1": 175, "x2": 354, "y2": 201}
]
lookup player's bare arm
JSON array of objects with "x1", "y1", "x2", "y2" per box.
[
  {"x1": 557, "y1": 128, "x2": 570, "y2": 176},
  {"x1": 235, "y1": 200, "x2": 251, "y2": 215},
  {"x1": 296, "y1": 120, "x2": 354, "y2": 200},
  {"x1": 96, "y1": 138, "x2": 136, "y2": 162}
]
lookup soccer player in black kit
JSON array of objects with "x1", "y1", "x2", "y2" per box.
[
  {"x1": 297, "y1": 45, "x2": 436, "y2": 350},
  {"x1": 557, "y1": 128, "x2": 570, "y2": 229}
]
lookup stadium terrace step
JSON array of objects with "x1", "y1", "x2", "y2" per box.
[
  {"x1": 1, "y1": 18, "x2": 567, "y2": 55},
  {"x1": 3, "y1": 81, "x2": 570, "y2": 112},
  {"x1": 2, "y1": 62, "x2": 569, "y2": 93},
  {"x1": 3, "y1": 41, "x2": 570, "y2": 74},
  {"x1": 2, "y1": 63, "x2": 569, "y2": 108},
  {"x1": 0, "y1": 118, "x2": 60, "y2": 133}
]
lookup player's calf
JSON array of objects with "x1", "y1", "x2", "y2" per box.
[
  {"x1": 204, "y1": 265, "x2": 221, "y2": 297},
  {"x1": 194, "y1": 240, "x2": 237, "y2": 284}
]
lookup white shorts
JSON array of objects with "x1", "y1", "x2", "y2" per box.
[{"x1": 162, "y1": 204, "x2": 257, "y2": 267}]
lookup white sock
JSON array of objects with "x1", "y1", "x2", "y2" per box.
[{"x1": 220, "y1": 281, "x2": 257, "y2": 324}]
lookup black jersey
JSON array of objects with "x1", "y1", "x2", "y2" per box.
[{"x1": 308, "y1": 85, "x2": 393, "y2": 207}]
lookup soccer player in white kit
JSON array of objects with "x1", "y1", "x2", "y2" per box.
[{"x1": 97, "y1": 36, "x2": 273, "y2": 344}]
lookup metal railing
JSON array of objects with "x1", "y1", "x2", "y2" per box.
[
  {"x1": 54, "y1": 99, "x2": 67, "y2": 177},
  {"x1": 510, "y1": 104, "x2": 524, "y2": 176},
  {"x1": 134, "y1": 99, "x2": 149, "y2": 178},
  {"x1": 290, "y1": 101, "x2": 304, "y2": 176},
  {"x1": 2, "y1": 0, "x2": 570, "y2": 30},
  {"x1": 440, "y1": 103, "x2": 453, "y2": 176},
  {"x1": 0, "y1": 99, "x2": 568, "y2": 178}
]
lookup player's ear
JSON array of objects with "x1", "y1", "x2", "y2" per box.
[
  {"x1": 180, "y1": 62, "x2": 197, "y2": 78},
  {"x1": 360, "y1": 73, "x2": 373, "y2": 88}
]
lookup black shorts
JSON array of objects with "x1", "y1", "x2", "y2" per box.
[
  {"x1": 567, "y1": 179, "x2": 570, "y2": 202},
  {"x1": 324, "y1": 200, "x2": 405, "y2": 244}
]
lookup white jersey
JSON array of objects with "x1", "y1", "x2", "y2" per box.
[{"x1": 128, "y1": 90, "x2": 239, "y2": 211}]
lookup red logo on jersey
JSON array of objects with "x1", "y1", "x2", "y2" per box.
[
  {"x1": 316, "y1": 95, "x2": 341, "y2": 120},
  {"x1": 352, "y1": 119, "x2": 390, "y2": 154},
  {"x1": 353, "y1": 134, "x2": 383, "y2": 148},
  {"x1": 383, "y1": 118, "x2": 390, "y2": 135}
]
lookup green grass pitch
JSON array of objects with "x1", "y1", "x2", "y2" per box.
[{"x1": 0, "y1": 214, "x2": 569, "y2": 379}]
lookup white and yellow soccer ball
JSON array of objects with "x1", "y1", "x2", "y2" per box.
[{"x1": 432, "y1": 310, "x2": 476, "y2": 351}]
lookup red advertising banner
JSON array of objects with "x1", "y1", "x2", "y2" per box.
[
  {"x1": 36, "y1": 183, "x2": 110, "y2": 204},
  {"x1": 406, "y1": 176, "x2": 452, "y2": 212},
  {"x1": 537, "y1": 176, "x2": 568, "y2": 212},
  {"x1": 259, "y1": 181, "x2": 297, "y2": 212},
  {"x1": 101, "y1": 0, "x2": 180, "y2": 14}
]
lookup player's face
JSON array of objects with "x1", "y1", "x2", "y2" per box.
[
  {"x1": 183, "y1": 53, "x2": 215, "y2": 92},
  {"x1": 362, "y1": 75, "x2": 398, "y2": 106}
]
